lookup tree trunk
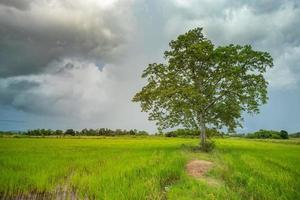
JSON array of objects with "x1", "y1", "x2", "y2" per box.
[{"x1": 199, "y1": 114, "x2": 206, "y2": 148}]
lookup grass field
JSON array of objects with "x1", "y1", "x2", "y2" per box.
[{"x1": 0, "y1": 137, "x2": 299, "y2": 200}]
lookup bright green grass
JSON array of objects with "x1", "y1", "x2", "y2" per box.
[
  {"x1": 169, "y1": 138, "x2": 300, "y2": 200},
  {"x1": 0, "y1": 137, "x2": 299, "y2": 200}
]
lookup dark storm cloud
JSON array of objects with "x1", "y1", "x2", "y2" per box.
[
  {"x1": 0, "y1": 0, "x2": 32, "y2": 10},
  {"x1": 0, "y1": 0, "x2": 134, "y2": 77},
  {"x1": 0, "y1": 77, "x2": 40, "y2": 107}
]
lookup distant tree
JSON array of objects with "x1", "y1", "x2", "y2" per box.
[
  {"x1": 129, "y1": 129, "x2": 137, "y2": 135},
  {"x1": 65, "y1": 129, "x2": 75, "y2": 136},
  {"x1": 280, "y1": 130, "x2": 288, "y2": 139},
  {"x1": 137, "y1": 130, "x2": 149, "y2": 136},
  {"x1": 115, "y1": 129, "x2": 123, "y2": 135},
  {"x1": 81, "y1": 128, "x2": 88, "y2": 135},
  {"x1": 133, "y1": 27, "x2": 273, "y2": 150},
  {"x1": 55, "y1": 130, "x2": 63, "y2": 136}
]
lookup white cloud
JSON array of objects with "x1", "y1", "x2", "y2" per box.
[
  {"x1": 0, "y1": 60, "x2": 115, "y2": 119},
  {"x1": 267, "y1": 46, "x2": 300, "y2": 89}
]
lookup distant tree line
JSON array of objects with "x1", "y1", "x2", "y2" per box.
[
  {"x1": 290, "y1": 132, "x2": 300, "y2": 138},
  {"x1": 0, "y1": 128, "x2": 149, "y2": 136},
  {"x1": 1, "y1": 129, "x2": 299, "y2": 139},
  {"x1": 164, "y1": 128, "x2": 224, "y2": 138},
  {"x1": 246, "y1": 129, "x2": 289, "y2": 139},
  {"x1": 0, "y1": 131, "x2": 15, "y2": 135}
]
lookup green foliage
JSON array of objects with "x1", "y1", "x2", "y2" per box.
[
  {"x1": 133, "y1": 27, "x2": 273, "y2": 148},
  {"x1": 246, "y1": 129, "x2": 289, "y2": 139}
]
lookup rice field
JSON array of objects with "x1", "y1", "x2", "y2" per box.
[{"x1": 0, "y1": 137, "x2": 299, "y2": 199}]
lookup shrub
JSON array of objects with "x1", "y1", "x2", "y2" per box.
[
  {"x1": 165, "y1": 132, "x2": 178, "y2": 137},
  {"x1": 201, "y1": 140, "x2": 215, "y2": 152},
  {"x1": 271, "y1": 134, "x2": 281, "y2": 139},
  {"x1": 164, "y1": 128, "x2": 223, "y2": 138}
]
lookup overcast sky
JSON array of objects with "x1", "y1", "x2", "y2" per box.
[{"x1": 0, "y1": 0, "x2": 299, "y2": 133}]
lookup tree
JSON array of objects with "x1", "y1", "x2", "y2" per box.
[
  {"x1": 65, "y1": 129, "x2": 75, "y2": 136},
  {"x1": 55, "y1": 130, "x2": 63, "y2": 136},
  {"x1": 132, "y1": 28, "x2": 273, "y2": 150},
  {"x1": 280, "y1": 130, "x2": 288, "y2": 139}
]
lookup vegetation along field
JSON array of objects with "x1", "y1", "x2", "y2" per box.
[{"x1": 0, "y1": 137, "x2": 299, "y2": 200}]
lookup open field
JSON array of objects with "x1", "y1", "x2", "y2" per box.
[{"x1": 0, "y1": 137, "x2": 299, "y2": 200}]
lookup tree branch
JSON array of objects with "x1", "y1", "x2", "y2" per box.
[{"x1": 203, "y1": 89, "x2": 241, "y2": 111}]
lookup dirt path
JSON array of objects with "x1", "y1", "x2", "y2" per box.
[{"x1": 186, "y1": 160, "x2": 213, "y2": 178}]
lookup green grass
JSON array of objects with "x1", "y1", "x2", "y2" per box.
[
  {"x1": 169, "y1": 138, "x2": 300, "y2": 200},
  {"x1": 0, "y1": 137, "x2": 299, "y2": 199}
]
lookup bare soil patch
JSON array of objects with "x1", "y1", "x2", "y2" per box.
[{"x1": 186, "y1": 160, "x2": 213, "y2": 178}]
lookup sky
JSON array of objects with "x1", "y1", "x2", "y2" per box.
[{"x1": 0, "y1": 0, "x2": 299, "y2": 133}]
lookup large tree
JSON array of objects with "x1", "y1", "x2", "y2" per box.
[{"x1": 133, "y1": 28, "x2": 273, "y2": 149}]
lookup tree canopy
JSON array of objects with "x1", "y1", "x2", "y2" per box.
[{"x1": 133, "y1": 27, "x2": 273, "y2": 148}]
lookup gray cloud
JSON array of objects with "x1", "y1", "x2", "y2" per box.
[
  {"x1": 0, "y1": 0, "x2": 32, "y2": 10},
  {"x1": 0, "y1": 0, "x2": 135, "y2": 77}
]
